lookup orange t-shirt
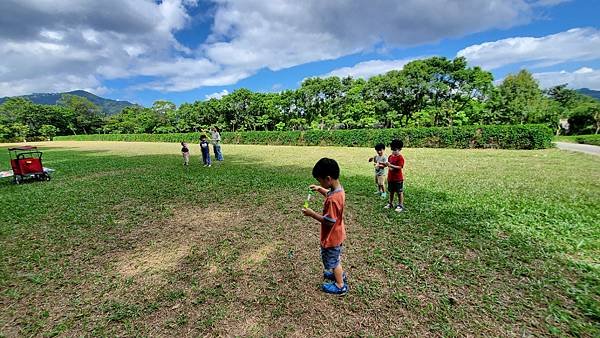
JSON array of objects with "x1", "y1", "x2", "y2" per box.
[{"x1": 321, "y1": 188, "x2": 346, "y2": 248}]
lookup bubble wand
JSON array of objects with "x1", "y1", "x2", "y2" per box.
[{"x1": 303, "y1": 188, "x2": 315, "y2": 208}]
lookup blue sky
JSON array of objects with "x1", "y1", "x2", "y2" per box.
[{"x1": 0, "y1": 0, "x2": 599, "y2": 107}]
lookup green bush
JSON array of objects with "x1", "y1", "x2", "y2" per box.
[
  {"x1": 574, "y1": 134, "x2": 600, "y2": 146},
  {"x1": 54, "y1": 125, "x2": 553, "y2": 149}
]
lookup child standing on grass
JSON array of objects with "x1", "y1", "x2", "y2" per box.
[
  {"x1": 199, "y1": 135, "x2": 211, "y2": 167},
  {"x1": 368, "y1": 143, "x2": 387, "y2": 198},
  {"x1": 181, "y1": 142, "x2": 190, "y2": 166},
  {"x1": 302, "y1": 158, "x2": 348, "y2": 295},
  {"x1": 385, "y1": 139, "x2": 405, "y2": 212}
]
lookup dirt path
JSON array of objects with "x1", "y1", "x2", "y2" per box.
[{"x1": 554, "y1": 141, "x2": 600, "y2": 156}]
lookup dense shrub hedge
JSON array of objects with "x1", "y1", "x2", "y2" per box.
[
  {"x1": 574, "y1": 134, "x2": 600, "y2": 146},
  {"x1": 55, "y1": 124, "x2": 553, "y2": 149},
  {"x1": 0, "y1": 136, "x2": 48, "y2": 143}
]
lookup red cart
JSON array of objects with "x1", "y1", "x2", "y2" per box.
[{"x1": 8, "y1": 146, "x2": 51, "y2": 184}]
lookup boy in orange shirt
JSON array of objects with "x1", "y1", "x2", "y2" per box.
[{"x1": 302, "y1": 158, "x2": 348, "y2": 295}]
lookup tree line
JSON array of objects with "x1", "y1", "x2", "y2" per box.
[{"x1": 1, "y1": 57, "x2": 599, "y2": 142}]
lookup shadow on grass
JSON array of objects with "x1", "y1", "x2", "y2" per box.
[{"x1": 0, "y1": 147, "x2": 597, "y2": 337}]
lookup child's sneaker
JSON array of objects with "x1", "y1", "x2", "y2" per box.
[
  {"x1": 322, "y1": 282, "x2": 348, "y2": 295},
  {"x1": 374, "y1": 191, "x2": 381, "y2": 195},
  {"x1": 207, "y1": 164, "x2": 212, "y2": 167},
  {"x1": 384, "y1": 203, "x2": 393, "y2": 209},
  {"x1": 395, "y1": 205, "x2": 404, "y2": 212},
  {"x1": 323, "y1": 271, "x2": 347, "y2": 282},
  {"x1": 380, "y1": 192, "x2": 387, "y2": 199}
]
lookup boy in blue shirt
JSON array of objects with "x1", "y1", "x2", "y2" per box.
[{"x1": 199, "y1": 135, "x2": 211, "y2": 167}]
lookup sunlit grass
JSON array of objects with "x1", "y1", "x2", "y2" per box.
[{"x1": 0, "y1": 141, "x2": 598, "y2": 336}]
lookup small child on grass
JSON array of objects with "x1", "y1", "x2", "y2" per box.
[
  {"x1": 385, "y1": 139, "x2": 405, "y2": 212},
  {"x1": 199, "y1": 135, "x2": 211, "y2": 167},
  {"x1": 368, "y1": 143, "x2": 387, "y2": 198},
  {"x1": 181, "y1": 142, "x2": 190, "y2": 166},
  {"x1": 302, "y1": 158, "x2": 348, "y2": 295}
]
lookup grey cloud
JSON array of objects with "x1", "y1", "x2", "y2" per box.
[
  {"x1": 0, "y1": 0, "x2": 195, "y2": 96},
  {"x1": 0, "y1": 0, "x2": 568, "y2": 96},
  {"x1": 307, "y1": 1, "x2": 526, "y2": 47},
  {"x1": 205, "y1": 0, "x2": 534, "y2": 70},
  {"x1": 0, "y1": 0, "x2": 159, "y2": 42}
]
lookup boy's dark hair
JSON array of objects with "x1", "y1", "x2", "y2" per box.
[
  {"x1": 375, "y1": 143, "x2": 385, "y2": 151},
  {"x1": 390, "y1": 139, "x2": 403, "y2": 150},
  {"x1": 200, "y1": 135, "x2": 207, "y2": 140},
  {"x1": 312, "y1": 158, "x2": 340, "y2": 179}
]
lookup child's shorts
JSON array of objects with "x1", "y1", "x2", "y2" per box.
[
  {"x1": 321, "y1": 245, "x2": 343, "y2": 270},
  {"x1": 375, "y1": 175, "x2": 385, "y2": 186},
  {"x1": 388, "y1": 181, "x2": 404, "y2": 193}
]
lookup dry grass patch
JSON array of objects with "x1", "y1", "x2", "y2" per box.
[
  {"x1": 111, "y1": 207, "x2": 243, "y2": 279},
  {"x1": 242, "y1": 241, "x2": 280, "y2": 267}
]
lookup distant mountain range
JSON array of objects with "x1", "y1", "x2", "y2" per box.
[
  {"x1": 0, "y1": 90, "x2": 137, "y2": 115},
  {"x1": 576, "y1": 88, "x2": 600, "y2": 101}
]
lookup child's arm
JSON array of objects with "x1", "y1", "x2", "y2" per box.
[
  {"x1": 200, "y1": 129, "x2": 211, "y2": 139},
  {"x1": 302, "y1": 208, "x2": 335, "y2": 228},
  {"x1": 386, "y1": 160, "x2": 402, "y2": 170},
  {"x1": 309, "y1": 184, "x2": 328, "y2": 197}
]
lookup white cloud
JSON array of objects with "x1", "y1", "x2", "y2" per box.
[
  {"x1": 0, "y1": 0, "x2": 568, "y2": 96},
  {"x1": 457, "y1": 27, "x2": 600, "y2": 70},
  {"x1": 533, "y1": 0, "x2": 572, "y2": 6},
  {"x1": 533, "y1": 67, "x2": 600, "y2": 90},
  {"x1": 0, "y1": 0, "x2": 197, "y2": 96},
  {"x1": 321, "y1": 58, "x2": 422, "y2": 79},
  {"x1": 0, "y1": 74, "x2": 102, "y2": 97},
  {"x1": 205, "y1": 89, "x2": 229, "y2": 100},
  {"x1": 203, "y1": 0, "x2": 537, "y2": 73}
]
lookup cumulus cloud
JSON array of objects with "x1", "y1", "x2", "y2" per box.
[
  {"x1": 203, "y1": 0, "x2": 538, "y2": 72},
  {"x1": 321, "y1": 58, "x2": 422, "y2": 79},
  {"x1": 0, "y1": 0, "x2": 198, "y2": 96},
  {"x1": 533, "y1": 0, "x2": 572, "y2": 6},
  {"x1": 205, "y1": 89, "x2": 229, "y2": 100},
  {"x1": 533, "y1": 67, "x2": 600, "y2": 90},
  {"x1": 0, "y1": 0, "x2": 568, "y2": 96},
  {"x1": 457, "y1": 27, "x2": 600, "y2": 70}
]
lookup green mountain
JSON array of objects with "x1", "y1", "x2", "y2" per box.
[
  {"x1": 0, "y1": 90, "x2": 137, "y2": 115},
  {"x1": 576, "y1": 88, "x2": 600, "y2": 101}
]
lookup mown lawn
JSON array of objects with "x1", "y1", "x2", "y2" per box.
[
  {"x1": 555, "y1": 135, "x2": 600, "y2": 146},
  {"x1": 1, "y1": 141, "x2": 598, "y2": 337}
]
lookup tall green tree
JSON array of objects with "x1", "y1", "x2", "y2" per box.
[
  {"x1": 491, "y1": 70, "x2": 551, "y2": 125},
  {"x1": 38, "y1": 124, "x2": 59, "y2": 140},
  {"x1": 568, "y1": 100, "x2": 600, "y2": 134},
  {"x1": 222, "y1": 89, "x2": 254, "y2": 132},
  {"x1": 10, "y1": 123, "x2": 30, "y2": 142},
  {"x1": 57, "y1": 94, "x2": 103, "y2": 134}
]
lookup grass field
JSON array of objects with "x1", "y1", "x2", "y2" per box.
[
  {"x1": 1, "y1": 141, "x2": 598, "y2": 337},
  {"x1": 555, "y1": 135, "x2": 600, "y2": 146}
]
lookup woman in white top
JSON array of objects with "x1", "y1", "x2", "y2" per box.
[{"x1": 211, "y1": 126, "x2": 223, "y2": 161}]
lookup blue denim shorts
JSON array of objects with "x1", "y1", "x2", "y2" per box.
[{"x1": 321, "y1": 245, "x2": 343, "y2": 270}]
